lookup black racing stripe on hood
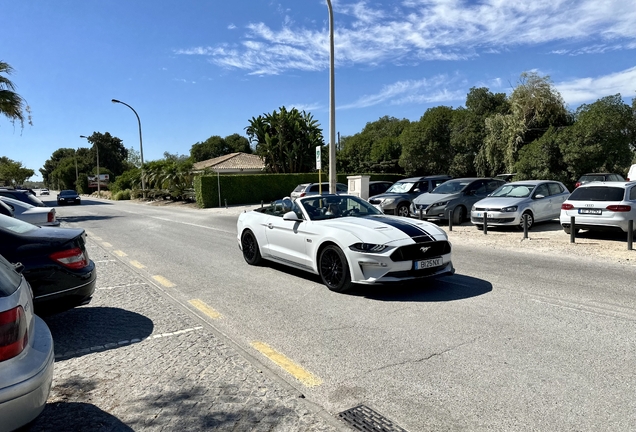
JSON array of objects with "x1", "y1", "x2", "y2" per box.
[{"x1": 366, "y1": 215, "x2": 436, "y2": 242}]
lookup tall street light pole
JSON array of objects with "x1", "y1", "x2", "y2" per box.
[
  {"x1": 74, "y1": 150, "x2": 79, "y2": 191},
  {"x1": 80, "y1": 135, "x2": 100, "y2": 197},
  {"x1": 326, "y1": 0, "x2": 337, "y2": 194},
  {"x1": 111, "y1": 99, "x2": 145, "y2": 197}
]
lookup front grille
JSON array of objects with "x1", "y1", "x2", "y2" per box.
[
  {"x1": 474, "y1": 207, "x2": 501, "y2": 211},
  {"x1": 369, "y1": 199, "x2": 381, "y2": 205},
  {"x1": 390, "y1": 240, "x2": 451, "y2": 262},
  {"x1": 472, "y1": 217, "x2": 515, "y2": 223}
]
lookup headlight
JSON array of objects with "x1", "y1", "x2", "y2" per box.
[
  {"x1": 502, "y1": 206, "x2": 518, "y2": 212},
  {"x1": 433, "y1": 201, "x2": 448, "y2": 207},
  {"x1": 349, "y1": 243, "x2": 388, "y2": 253},
  {"x1": 381, "y1": 198, "x2": 395, "y2": 206},
  {"x1": 471, "y1": 205, "x2": 476, "y2": 212}
]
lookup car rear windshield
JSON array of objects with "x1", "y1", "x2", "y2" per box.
[
  {"x1": 26, "y1": 194, "x2": 45, "y2": 206},
  {"x1": 0, "y1": 213, "x2": 38, "y2": 234},
  {"x1": 0, "y1": 254, "x2": 21, "y2": 297},
  {"x1": 568, "y1": 186, "x2": 625, "y2": 201}
]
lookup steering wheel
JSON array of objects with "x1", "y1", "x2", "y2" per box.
[{"x1": 344, "y1": 208, "x2": 360, "y2": 216}]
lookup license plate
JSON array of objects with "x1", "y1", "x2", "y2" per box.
[
  {"x1": 579, "y1": 208, "x2": 602, "y2": 215},
  {"x1": 414, "y1": 257, "x2": 443, "y2": 270}
]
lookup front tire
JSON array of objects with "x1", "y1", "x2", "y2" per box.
[
  {"x1": 452, "y1": 206, "x2": 465, "y2": 225},
  {"x1": 241, "y1": 230, "x2": 262, "y2": 265},
  {"x1": 319, "y1": 245, "x2": 352, "y2": 293},
  {"x1": 396, "y1": 203, "x2": 410, "y2": 217},
  {"x1": 518, "y1": 211, "x2": 534, "y2": 231}
]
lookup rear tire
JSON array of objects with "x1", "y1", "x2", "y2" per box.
[
  {"x1": 319, "y1": 245, "x2": 352, "y2": 293},
  {"x1": 241, "y1": 230, "x2": 262, "y2": 265}
]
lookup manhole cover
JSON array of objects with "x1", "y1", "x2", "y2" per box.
[{"x1": 338, "y1": 404, "x2": 408, "y2": 432}]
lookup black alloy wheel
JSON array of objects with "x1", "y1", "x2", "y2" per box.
[
  {"x1": 319, "y1": 245, "x2": 352, "y2": 293},
  {"x1": 396, "y1": 204, "x2": 410, "y2": 217},
  {"x1": 241, "y1": 230, "x2": 262, "y2": 265},
  {"x1": 518, "y1": 211, "x2": 534, "y2": 231}
]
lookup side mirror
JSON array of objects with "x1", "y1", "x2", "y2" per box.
[
  {"x1": 534, "y1": 194, "x2": 545, "y2": 199},
  {"x1": 413, "y1": 188, "x2": 421, "y2": 193},
  {"x1": 283, "y1": 211, "x2": 302, "y2": 221}
]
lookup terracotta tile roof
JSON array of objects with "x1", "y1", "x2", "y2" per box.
[{"x1": 192, "y1": 152, "x2": 265, "y2": 171}]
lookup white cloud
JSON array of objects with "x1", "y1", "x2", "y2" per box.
[
  {"x1": 555, "y1": 66, "x2": 636, "y2": 105},
  {"x1": 175, "y1": 0, "x2": 636, "y2": 75},
  {"x1": 228, "y1": 24, "x2": 236, "y2": 30}
]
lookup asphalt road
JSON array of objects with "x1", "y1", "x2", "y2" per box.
[{"x1": 45, "y1": 194, "x2": 636, "y2": 431}]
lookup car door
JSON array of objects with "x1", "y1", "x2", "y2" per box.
[
  {"x1": 547, "y1": 182, "x2": 568, "y2": 218},
  {"x1": 264, "y1": 200, "x2": 312, "y2": 269},
  {"x1": 531, "y1": 183, "x2": 552, "y2": 220}
]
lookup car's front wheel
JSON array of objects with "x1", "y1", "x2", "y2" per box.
[
  {"x1": 396, "y1": 203, "x2": 410, "y2": 217},
  {"x1": 518, "y1": 211, "x2": 534, "y2": 231},
  {"x1": 452, "y1": 206, "x2": 466, "y2": 224},
  {"x1": 241, "y1": 230, "x2": 262, "y2": 265},
  {"x1": 319, "y1": 245, "x2": 352, "y2": 293}
]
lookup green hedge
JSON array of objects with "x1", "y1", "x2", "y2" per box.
[{"x1": 194, "y1": 173, "x2": 404, "y2": 208}]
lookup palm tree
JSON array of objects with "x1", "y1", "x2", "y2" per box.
[{"x1": 0, "y1": 61, "x2": 31, "y2": 128}]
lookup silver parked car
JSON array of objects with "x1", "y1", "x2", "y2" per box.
[
  {"x1": 560, "y1": 181, "x2": 636, "y2": 234},
  {"x1": 0, "y1": 196, "x2": 59, "y2": 226},
  {"x1": 471, "y1": 180, "x2": 570, "y2": 230},
  {"x1": 290, "y1": 182, "x2": 348, "y2": 201},
  {"x1": 0, "y1": 254, "x2": 55, "y2": 430},
  {"x1": 411, "y1": 178, "x2": 505, "y2": 224},
  {"x1": 369, "y1": 175, "x2": 451, "y2": 217}
]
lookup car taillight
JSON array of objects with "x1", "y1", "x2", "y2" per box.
[
  {"x1": 606, "y1": 205, "x2": 631, "y2": 212},
  {"x1": 575, "y1": 182, "x2": 581, "y2": 188},
  {"x1": 299, "y1": 192, "x2": 306, "y2": 197},
  {"x1": 561, "y1": 203, "x2": 574, "y2": 210},
  {"x1": 47, "y1": 210, "x2": 55, "y2": 223},
  {"x1": 0, "y1": 306, "x2": 28, "y2": 362},
  {"x1": 50, "y1": 247, "x2": 88, "y2": 269}
]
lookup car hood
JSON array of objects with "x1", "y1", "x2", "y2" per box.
[
  {"x1": 413, "y1": 193, "x2": 460, "y2": 205},
  {"x1": 317, "y1": 215, "x2": 447, "y2": 244},
  {"x1": 369, "y1": 192, "x2": 410, "y2": 201},
  {"x1": 473, "y1": 197, "x2": 527, "y2": 208}
]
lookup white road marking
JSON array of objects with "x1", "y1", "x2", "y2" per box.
[{"x1": 98, "y1": 282, "x2": 147, "y2": 290}]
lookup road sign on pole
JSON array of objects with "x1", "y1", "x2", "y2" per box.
[{"x1": 316, "y1": 146, "x2": 322, "y2": 170}]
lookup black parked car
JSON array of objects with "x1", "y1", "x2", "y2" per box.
[
  {"x1": 57, "y1": 189, "x2": 81, "y2": 205},
  {"x1": 0, "y1": 214, "x2": 96, "y2": 313},
  {"x1": 0, "y1": 189, "x2": 46, "y2": 207}
]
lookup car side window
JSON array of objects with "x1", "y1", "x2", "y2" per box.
[
  {"x1": 548, "y1": 183, "x2": 563, "y2": 196},
  {"x1": 467, "y1": 180, "x2": 487, "y2": 196},
  {"x1": 336, "y1": 183, "x2": 348, "y2": 192},
  {"x1": 487, "y1": 180, "x2": 504, "y2": 193},
  {"x1": 417, "y1": 182, "x2": 428, "y2": 192},
  {"x1": 630, "y1": 186, "x2": 636, "y2": 201},
  {"x1": 534, "y1": 184, "x2": 549, "y2": 198},
  {"x1": 291, "y1": 200, "x2": 304, "y2": 219}
]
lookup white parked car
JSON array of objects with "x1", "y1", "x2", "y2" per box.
[
  {"x1": 560, "y1": 181, "x2": 636, "y2": 234},
  {"x1": 471, "y1": 180, "x2": 570, "y2": 230},
  {"x1": 0, "y1": 196, "x2": 59, "y2": 226},
  {"x1": 237, "y1": 195, "x2": 454, "y2": 292},
  {"x1": 0, "y1": 254, "x2": 55, "y2": 430}
]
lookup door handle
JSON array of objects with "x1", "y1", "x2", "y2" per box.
[{"x1": 268, "y1": 223, "x2": 273, "y2": 229}]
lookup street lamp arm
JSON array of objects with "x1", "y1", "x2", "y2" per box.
[{"x1": 112, "y1": 98, "x2": 146, "y2": 196}]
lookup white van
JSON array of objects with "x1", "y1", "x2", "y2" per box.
[{"x1": 627, "y1": 164, "x2": 636, "y2": 181}]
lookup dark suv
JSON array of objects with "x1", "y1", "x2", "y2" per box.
[
  {"x1": 368, "y1": 175, "x2": 451, "y2": 217},
  {"x1": 575, "y1": 173, "x2": 624, "y2": 188},
  {"x1": 0, "y1": 189, "x2": 46, "y2": 207}
]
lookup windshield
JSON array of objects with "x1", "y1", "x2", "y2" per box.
[
  {"x1": 60, "y1": 190, "x2": 76, "y2": 196},
  {"x1": 490, "y1": 184, "x2": 536, "y2": 198},
  {"x1": 386, "y1": 182, "x2": 415, "y2": 193},
  {"x1": 431, "y1": 180, "x2": 471, "y2": 194},
  {"x1": 0, "y1": 213, "x2": 38, "y2": 234},
  {"x1": 300, "y1": 196, "x2": 382, "y2": 221}
]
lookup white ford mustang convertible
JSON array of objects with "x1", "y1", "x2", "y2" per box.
[{"x1": 237, "y1": 195, "x2": 454, "y2": 292}]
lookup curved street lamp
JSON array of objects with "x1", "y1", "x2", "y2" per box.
[
  {"x1": 111, "y1": 99, "x2": 146, "y2": 197},
  {"x1": 80, "y1": 135, "x2": 100, "y2": 197},
  {"x1": 326, "y1": 0, "x2": 336, "y2": 194}
]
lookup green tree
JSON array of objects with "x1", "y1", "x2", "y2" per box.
[
  {"x1": 479, "y1": 72, "x2": 570, "y2": 174},
  {"x1": 245, "y1": 107, "x2": 324, "y2": 173},
  {"x1": 83, "y1": 132, "x2": 129, "y2": 176},
  {"x1": 399, "y1": 106, "x2": 455, "y2": 176},
  {"x1": 0, "y1": 61, "x2": 31, "y2": 129},
  {"x1": 225, "y1": 133, "x2": 251, "y2": 154},
  {"x1": 0, "y1": 156, "x2": 34, "y2": 186},
  {"x1": 559, "y1": 94, "x2": 635, "y2": 182},
  {"x1": 338, "y1": 116, "x2": 409, "y2": 173},
  {"x1": 514, "y1": 127, "x2": 570, "y2": 185}
]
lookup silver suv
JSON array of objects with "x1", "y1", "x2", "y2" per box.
[
  {"x1": 368, "y1": 175, "x2": 451, "y2": 217},
  {"x1": 290, "y1": 182, "x2": 347, "y2": 201}
]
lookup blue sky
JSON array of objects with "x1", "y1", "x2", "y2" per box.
[{"x1": 2, "y1": 0, "x2": 635, "y2": 181}]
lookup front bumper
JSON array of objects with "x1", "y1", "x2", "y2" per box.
[
  {"x1": 470, "y1": 210, "x2": 518, "y2": 226},
  {"x1": 409, "y1": 203, "x2": 449, "y2": 220}
]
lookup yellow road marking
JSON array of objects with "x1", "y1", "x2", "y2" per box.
[
  {"x1": 153, "y1": 275, "x2": 175, "y2": 288},
  {"x1": 189, "y1": 299, "x2": 222, "y2": 319},
  {"x1": 113, "y1": 250, "x2": 127, "y2": 257},
  {"x1": 102, "y1": 242, "x2": 112, "y2": 248},
  {"x1": 251, "y1": 342, "x2": 322, "y2": 387},
  {"x1": 129, "y1": 260, "x2": 146, "y2": 269}
]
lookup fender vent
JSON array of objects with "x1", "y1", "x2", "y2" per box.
[{"x1": 338, "y1": 405, "x2": 408, "y2": 432}]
